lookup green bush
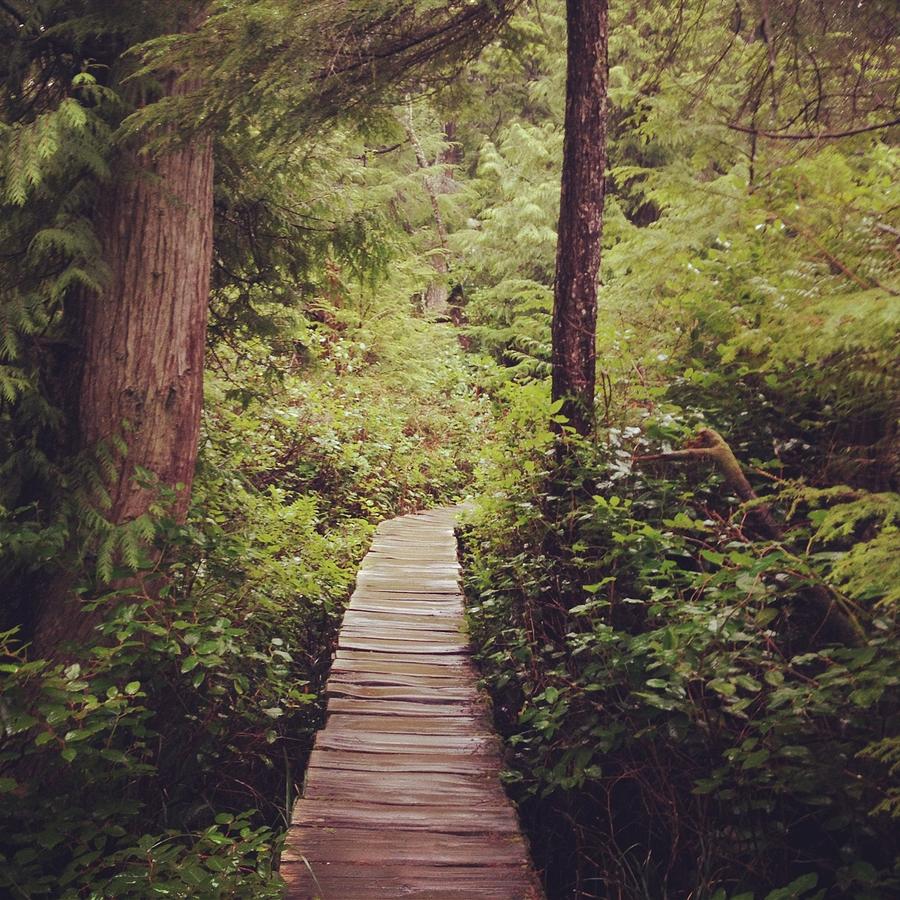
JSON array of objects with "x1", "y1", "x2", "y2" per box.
[{"x1": 461, "y1": 388, "x2": 899, "y2": 899}]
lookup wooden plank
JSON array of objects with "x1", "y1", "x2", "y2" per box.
[
  {"x1": 315, "y1": 729, "x2": 499, "y2": 754},
  {"x1": 359, "y1": 571, "x2": 460, "y2": 579},
  {"x1": 331, "y1": 653, "x2": 474, "y2": 677},
  {"x1": 367, "y1": 550, "x2": 458, "y2": 559},
  {"x1": 350, "y1": 587, "x2": 462, "y2": 597},
  {"x1": 282, "y1": 859, "x2": 535, "y2": 882},
  {"x1": 328, "y1": 684, "x2": 477, "y2": 703},
  {"x1": 280, "y1": 865, "x2": 538, "y2": 900},
  {"x1": 283, "y1": 507, "x2": 542, "y2": 900},
  {"x1": 360, "y1": 558, "x2": 459, "y2": 569},
  {"x1": 291, "y1": 799, "x2": 520, "y2": 833},
  {"x1": 333, "y1": 649, "x2": 472, "y2": 669},
  {"x1": 307, "y1": 748, "x2": 501, "y2": 775},
  {"x1": 341, "y1": 613, "x2": 463, "y2": 632},
  {"x1": 337, "y1": 635, "x2": 471, "y2": 654},
  {"x1": 339, "y1": 624, "x2": 467, "y2": 641},
  {"x1": 304, "y1": 766, "x2": 504, "y2": 793},
  {"x1": 328, "y1": 668, "x2": 473, "y2": 686},
  {"x1": 338, "y1": 631, "x2": 466, "y2": 647},
  {"x1": 326, "y1": 697, "x2": 483, "y2": 717},
  {"x1": 323, "y1": 713, "x2": 484, "y2": 735},
  {"x1": 329, "y1": 672, "x2": 472, "y2": 687},
  {"x1": 284, "y1": 827, "x2": 529, "y2": 865},
  {"x1": 347, "y1": 600, "x2": 463, "y2": 615},
  {"x1": 303, "y1": 771, "x2": 509, "y2": 806},
  {"x1": 356, "y1": 579, "x2": 461, "y2": 591},
  {"x1": 350, "y1": 588, "x2": 463, "y2": 616}
]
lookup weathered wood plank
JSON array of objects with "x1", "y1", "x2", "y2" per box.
[
  {"x1": 316, "y1": 730, "x2": 499, "y2": 754},
  {"x1": 347, "y1": 600, "x2": 464, "y2": 615},
  {"x1": 322, "y1": 713, "x2": 485, "y2": 734},
  {"x1": 333, "y1": 649, "x2": 473, "y2": 670},
  {"x1": 291, "y1": 798, "x2": 520, "y2": 832},
  {"x1": 303, "y1": 770, "x2": 509, "y2": 805},
  {"x1": 341, "y1": 618, "x2": 463, "y2": 635},
  {"x1": 327, "y1": 674, "x2": 475, "y2": 693},
  {"x1": 337, "y1": 636, "x2": 471, "y2": 654},
  {"x1": 307, "y1": 748, "x2": 500, "y2": 775},
  {"x1": 303, "y1": 766, "x2": 505, "y2": 793},
  {"x1": 328, "y1": 676, "x2": 476, "y2": 694},
  {"x1": 282, "y1": 507, "x2": 542, "y2": 899},
  {"x1": 284, "y1": 827, "x2": 529, "y2": 865},
  {"x1": 280, "y1": 862, "x2": 539, "y2": 900},
  {"x1": 326, "y1": 697, "x2": 484, "y2": 717},
  {"x1": 339, "y1": 625, "x2": 468, "y2": 642}
]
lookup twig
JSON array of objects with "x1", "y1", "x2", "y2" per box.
[{"x1": 727, "y1": 116, "x2": 900, "y2": 140}]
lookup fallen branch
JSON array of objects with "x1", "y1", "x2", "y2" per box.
[{"x1": 636, "y1": 428, "x2": 864, "y2": 646}]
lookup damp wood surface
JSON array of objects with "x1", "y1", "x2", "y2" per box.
[{"x1": 282, "y1": 507, "x2": 543, "y2": 899}]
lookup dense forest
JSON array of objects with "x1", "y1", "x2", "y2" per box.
[{"x1": 0, "y1": 0, "x2": 897, "y2": 897}]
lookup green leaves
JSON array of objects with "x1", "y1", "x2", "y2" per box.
[
  {"x1": 765, "y1": 873, "x2": 819, "y2": 900},
  {"x1": 461, "y1": 370, "x2": 899, "y2": 897}
]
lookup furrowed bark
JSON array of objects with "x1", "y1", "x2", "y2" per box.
[
  {"x1": 33, "y1": 73, "x2": 214, "y2": 657},
  {"x1": 551, "y1": 0, "x2": 609, "y2": 437},
  {"x1": 78, "y1": 92, "x2": 213, "y2": 525}
]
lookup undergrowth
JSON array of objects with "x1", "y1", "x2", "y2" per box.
[
  {"x1": 0, "y1": 321, "x2": 487, "y2": 897},
  {"x1": 461, "y1": 384, "x2": 899, "y2": 900}
]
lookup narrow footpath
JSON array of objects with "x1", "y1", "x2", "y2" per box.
[{"x1": 281, "y1": 507, "x2": 543, "y2": 899}]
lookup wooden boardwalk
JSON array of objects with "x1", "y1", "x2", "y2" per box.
[{"x1": 282, "y1": 508, "x2": 542, "y2": 899}]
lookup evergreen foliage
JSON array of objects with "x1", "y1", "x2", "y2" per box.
[
  {"x1": 455, "y1": 1, "x2": 899, "y2": 897},
  {"x1": 0, "y1": 0, "x2": 897, "y2": 896}
]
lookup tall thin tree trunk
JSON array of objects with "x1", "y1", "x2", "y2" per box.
[
  {"x1": 551, "y1": 0, "x2": 609, "y2": 436},
  {"x1": 33, "y1": 74, "x2": 214, "y2": 656},
  {"x1": 404, "y1": 99, "x2": 452, "y2": 315}
]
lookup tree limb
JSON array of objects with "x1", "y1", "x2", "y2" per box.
[
  {"x1": 636, "y1": 428, "x2": 864, "y2": 645},
  {"x1": 727, "y1": 116, "x2": 900, "y2": 140}
]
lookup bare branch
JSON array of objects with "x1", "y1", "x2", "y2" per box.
[
  {"x1": 728, "y1": 116, "x2": 900, "y2": 140},
  {"x1": 635, "y1": 428, "x2": 864, "y2": 646}
]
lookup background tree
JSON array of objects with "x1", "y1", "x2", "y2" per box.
[
  {"x1": 460, "y1": 0, "x2": 898, "y2": 896},
  {"x1": 551, "y1": 0, "x2": 609, "y2": 436},
  {"x1": 0, "y1": 2, "x2": 506, "y2": 889}
]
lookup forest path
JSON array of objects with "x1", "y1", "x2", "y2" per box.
[{"x1": 281, "y1": 507, "x2": 543, "y2": 899}]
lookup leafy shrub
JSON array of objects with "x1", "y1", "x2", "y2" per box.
[{"x1": 461, "y1": 388, "x2": 899, "y2": 899}]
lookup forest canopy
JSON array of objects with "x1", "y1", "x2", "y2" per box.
[{"x1": 0, "y1": 0, "x2": 898, "y2": 897}]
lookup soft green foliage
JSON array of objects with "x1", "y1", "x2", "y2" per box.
[
  {"x1": 452, "y1": 2, "x2": 899, "y2": 898},
  {"x1": 2, "y1": 0, "x2": 898, "y2": 897},
  {"x1": 448, "y1": 5, "x2": 565, "y2": 381},
  {"x1": 1, "y1": 1, "x2": 493, "y2": 894},
  {"x1": 0, "y1": 606, "x2": 287, "y2": 897},
  {"x1": 462, "y1": 398, "x2": 899, "y2": 898}
]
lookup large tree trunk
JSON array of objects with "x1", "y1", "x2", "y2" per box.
[
  {"x1": 551, "y1": 0, "x2": 609, "y2": 436},
  {"x1": 78, "y1": 97, "x2": 213, "y2": 524},
  {"x1": 33, "y1": 74, "x2": 214, "y2": 656}
]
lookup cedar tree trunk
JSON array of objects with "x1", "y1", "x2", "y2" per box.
[
  {"x1": 78, "y1": 90, "x2": 213, "y2": 524},
  {"x1": 551, "y1": 0, "x2": 609, "y2": 436},
  {"x1": 33, "y1": 73, "x2": 214, "y2": 656}
]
